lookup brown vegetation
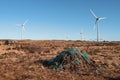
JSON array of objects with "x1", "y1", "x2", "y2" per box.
[{"x1": 0, "y1": 40, "x2": 120, "y2": 80}]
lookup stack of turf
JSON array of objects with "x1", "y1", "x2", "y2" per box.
[{"x1": 44, "y1": 48, "x2": 96, "y2": 73}]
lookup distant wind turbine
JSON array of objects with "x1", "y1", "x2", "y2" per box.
[
  {"x1": 80, "y1": 29, "x2": 83, "y2": 41},
  {"x1": 80, "y1": 29, "x2": 85, "y2": 41},
  {"x1": 65, "y1": 34, "x2": 70, "y2": 40},
  {"x1": 90, "y1": 9, "x2": 106, "y2": 42},
  {"x1": 17, "y1": 19, "x2": 28, "y2": 40}
]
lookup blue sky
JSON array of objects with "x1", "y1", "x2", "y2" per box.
[{"x1": 0, "y1": 0, "x2": 120, "y2": 41}]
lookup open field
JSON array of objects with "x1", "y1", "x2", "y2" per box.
[{"x1": 0, "y1": 40, "x2": 120, "y2": 80}]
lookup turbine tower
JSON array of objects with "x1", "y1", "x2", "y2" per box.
[{"x1": 90, "y1": 9, "x2": 106, "y2": 42}]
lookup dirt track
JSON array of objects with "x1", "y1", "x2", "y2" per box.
[{"x1": 0, "y1": 40, "x2": 120, "y2": 80}]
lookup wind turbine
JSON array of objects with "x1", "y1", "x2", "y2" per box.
[
  {"x1": 17, "y1": 19, "x2": 28, "y2": 40},
  {"x1": 90, "y1": 9, "x2": 106, "y2": 42},
  {"x1": 80, "y1": 29, "x2": 85, "y2": 41},
  {"x1": 80, "y1": 32, "x2": 83, "y2": 41},
  {"x1": 80, "y1": 29, "x2": 83, "y2": 41},
  {"x1": 65, "y1": 34, "x2": 70, "y2": 40}
]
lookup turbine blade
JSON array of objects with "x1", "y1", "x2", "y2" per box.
[
  {"x1": 23, "y1": 19, "x2": 28, "y2": 26},
  {"x1": 22, "y1": 26, "x2": 25, "y2": 31},
  {"x1": 93, "y1": 21, "x2": 97, "y2": 30},
  {"x1": 16, "y1": 24, "x2": 21, "y2": 26},
  {"x1": 90, "y1": 9, "x2": 98, "y2": 18},
  {"x1": 99, "y1": 17, "x2": 106, "y2": 20},
  {"x1": 81, "y1": 29, "x2": 83, "y2": 33},
  {"x1": 93, "y1": 24, "x2": 96, "y2": 30}
]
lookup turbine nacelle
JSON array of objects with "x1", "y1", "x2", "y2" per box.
[
  {"x1": 96, "y1": 17, "x2": 106, "y2": 22},
  {"x1": 96, "y1": 18, "x2": 99, "y2": 21},
  {"x1": 21, "y1": 24, "x2": 24, "y2": 27}
]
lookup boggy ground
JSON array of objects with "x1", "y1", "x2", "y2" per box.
[{"x1": 0, "y1": 40, "x2": 120, "y2": 80}]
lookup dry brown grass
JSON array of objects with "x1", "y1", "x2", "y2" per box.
[{"x1": 0, "y1": 40, "x2": 119, "y2": 80}]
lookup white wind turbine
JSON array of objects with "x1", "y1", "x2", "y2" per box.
[
  {"x1": 65, "y1": 34, "x2": 70, "y2": 40},
  {"x1": 90, "y1": 9, "x2": 106, "y2": 42},
  {"x1": 80, "y1": 32, "x2": 83, "y2": 41},
  {"x1": 80, "y1": 29, "x2": 85, "y2": 41},
  {"x1": 80, "y1": 29, "x2": 83, "y2": 41},
  {"x1": 17, "y1": 19, "x2": 28, "y2": 40}
]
